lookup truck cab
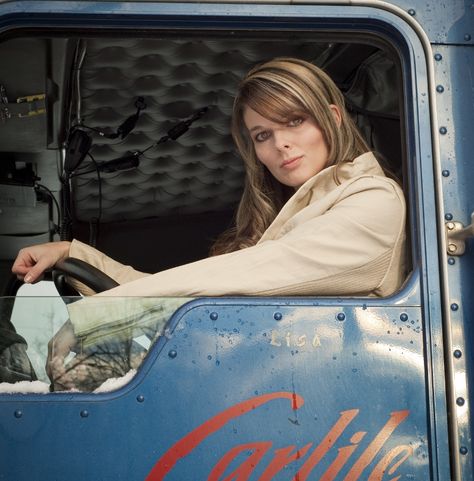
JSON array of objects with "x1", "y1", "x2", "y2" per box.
[{"x1": 0, "y1": 1, "x2": 473, "y2": 480}]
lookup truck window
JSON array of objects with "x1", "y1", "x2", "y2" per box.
[{"x1": 1, "y1": 31, "x2": 409, "y2": 392}]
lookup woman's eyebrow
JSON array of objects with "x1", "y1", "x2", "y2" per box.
[{"x1": 248, "y1": 125, "x2": 265, "y2": 133}]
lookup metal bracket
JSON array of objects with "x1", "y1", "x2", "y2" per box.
[
  {"x1": 0, "y1": 84, "x2": 46, "y2": 121},
  {"x1": 16, "y1": 93, "x2": 46, "y2": 118},
  {"x1": 446, "y1": 212, "x2": 474, "y2": 256}
]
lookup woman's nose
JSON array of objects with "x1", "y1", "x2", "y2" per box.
[{"x1": 273, "y1": 130, "x2": 292, "y2": 151}]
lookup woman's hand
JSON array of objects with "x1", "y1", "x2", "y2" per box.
[
  {"x1": 11, "y1": 241, "x2": 71, "y2": 284},
  {"x1": 46, "y1": 320, "x2": 99, "y2": 392},
  {"x1": 46, "y1": 320, "x2": 132, "y2": 392},
  {"x1": 46, "y1": 319, "x2": 79, "y2": 391}
]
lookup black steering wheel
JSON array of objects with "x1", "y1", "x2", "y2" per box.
[{"x1": 52, "y1": 257, "x2": 119, "y2": 297}]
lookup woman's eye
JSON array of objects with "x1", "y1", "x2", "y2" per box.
[
  {"x1": 255, "y1": 131, "x2": 271, "y2": 142},
  {"x1": 288, "y1": 117, "x2": 304, "y2": 127}
]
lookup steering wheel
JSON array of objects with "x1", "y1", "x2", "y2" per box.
[{"x1": 52, "y1": 258, "x2": 119, "y2": 297}]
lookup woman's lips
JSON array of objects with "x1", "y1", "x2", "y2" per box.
[{"x1": 281, "y1": 155, "x2": 303, "y2": 169}]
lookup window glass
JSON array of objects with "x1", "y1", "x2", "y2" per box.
[
  {"x1": 1, "y1": 292, "x2": 187, "y2": 393},
  {"x1": 9, "y1": 282, "x2": 66, "y2": 384}
]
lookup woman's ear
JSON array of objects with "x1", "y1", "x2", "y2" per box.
[{"x1": 329, "y1": 104, "x2": 342, "y2": 127}]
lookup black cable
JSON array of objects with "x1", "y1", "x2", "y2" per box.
[
  {"x1": 68, "y1": 106, "x2": 210, "y2": 177},
  {"x1": 70, "y1": 124, "x2": 130, "y2": 144},
  {"x1": 35, "y1": 183, "x2": 60, "y2": 234},
  {"x1": 86, "y1": 152, "x2": 102, "y2": 224},
  {"x1": 140, "y1": 106, "x2": 209, "y2": 157},
  {"x1": 73, "y1": 124, "x2": 111, "y2": 137},
  {"x1": 68, "y1": 152, "x2": 103, "y2": 220},
  {"x1": 86, "y1": 152, "x2": 102, "y2": 247},
  {"x1": 59, "y1": 174, "x2": 73, "y2": 241},
  {"x1": 72, "y1": 96, "x2": 147, "y2": 142}
]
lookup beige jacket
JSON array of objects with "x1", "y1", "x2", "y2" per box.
[{"x1": 68, "y1": 152, "x2": 406, "y2": 299}]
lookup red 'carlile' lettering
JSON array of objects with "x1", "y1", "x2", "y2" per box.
[
  {"x1": 146, "y1": 393, "x2": 412, "y2": 481},
  {"x1": 319, "y1": 432, "x2": 367, "y2": 481},
  {"x1": 207, "y1": 410, "x2": 364, "y2": 481},
  {"x1": 292, "y1": 409, "x2": 359, "y2": 481},
  {"x1": 258, "y1": 443, "x2": 313, "y2": 481},
  {"x1": 207, "y1": 442, "x2": 273, "y2": 481},
  {"x1": 146, "y1": 392, "x2": 304, "y2": 481},
  {"x1": 367, "y1": 444, "x2": 414, "y2": 481},
  {"x1": 209, "y1": 442, "x2": 314, "y2": 481},
  {"x1": 203, "y1": 410, "x2": 410, "y2": 481},
  {"x1": 342, "y1": 410, "x2": 410, "y2": 481}
]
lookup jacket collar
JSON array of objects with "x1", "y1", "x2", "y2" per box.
[
  {"x1": 293, "y1": 151, "x2": 384, "y2": 205},
  {"x1": 259, "y1": 152, "x2": 385, "y2": 242}
]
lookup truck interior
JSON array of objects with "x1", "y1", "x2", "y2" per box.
[{"x1": 0, "y1": 29, "x2": 406, "y2": 391}]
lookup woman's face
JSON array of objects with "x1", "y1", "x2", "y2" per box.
[{"x1": 243, "y1": 106, "x2": 332, "y2": 188}]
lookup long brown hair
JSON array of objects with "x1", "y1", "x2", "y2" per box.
[{"x1": 211, "y1": 57, "x2": 370, "y2": 255}]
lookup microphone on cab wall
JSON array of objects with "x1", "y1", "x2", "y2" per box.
[
  {"x1": 94, "y1": 106, "x2": 210, "y2": 173},
  {"x1": 98, "y1": 96, "x2": 147, "y2": 140},
  {"x1": 149, "y1": 106, "x2": 210, "y2": 147},
  {"x1": 68, "y1": 105, "x2": 210, "y2": 175}
]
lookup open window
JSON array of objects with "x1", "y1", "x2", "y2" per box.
[
  {"x1": 0, "y1": 31, "x2": 406, "y2": 271},
  {"x1": 0, "y1": 27, "x2": 408, "y2": 393}
]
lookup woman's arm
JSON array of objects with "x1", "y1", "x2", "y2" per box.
[
  {"x1": 70, "y1": 176, "x2": 406, "y2": 301},
  {"x1": 67, "y1": 240, "x2": 149, "y2": 296},
  {"x1": 12, "y1": 176, "x2": 404, "y2": 300},
  {"x1": 11, "y1": 239, "x2": 149, "y2": 296}
]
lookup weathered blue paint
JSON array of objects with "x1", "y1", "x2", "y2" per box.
[
  {"x1": 433, "y1": 42, "x2": 474, "y2": 481},
  {"x1": 1, "y1": 299, "x2": 429, "y2": 480},
  {"x1": 388, "y1": 0, "x2": 474, "y2": 45}
]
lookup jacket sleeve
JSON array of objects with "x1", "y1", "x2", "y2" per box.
[
  {"x1": 68, "y1": 240, "x2": 149, "y2": 296},
  {"x1": 68, "y1": 176, "x2": 405, "y2": 300}
]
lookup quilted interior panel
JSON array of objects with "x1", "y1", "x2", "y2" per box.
[{"x1": 70, "y1": 38, "x2": 333, "y2": 223}]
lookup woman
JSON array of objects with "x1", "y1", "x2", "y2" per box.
[{"x1": 12, "y1": 58, "x2": 406, "y2": 389}]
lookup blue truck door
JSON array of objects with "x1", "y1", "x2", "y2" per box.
[{"x1": 0, "y1": 1, "x2": 470, "y2": 480}]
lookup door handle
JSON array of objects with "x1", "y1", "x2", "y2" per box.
[{"x1": 446, "y1": 212, "x2": 474, "y2": 256}]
